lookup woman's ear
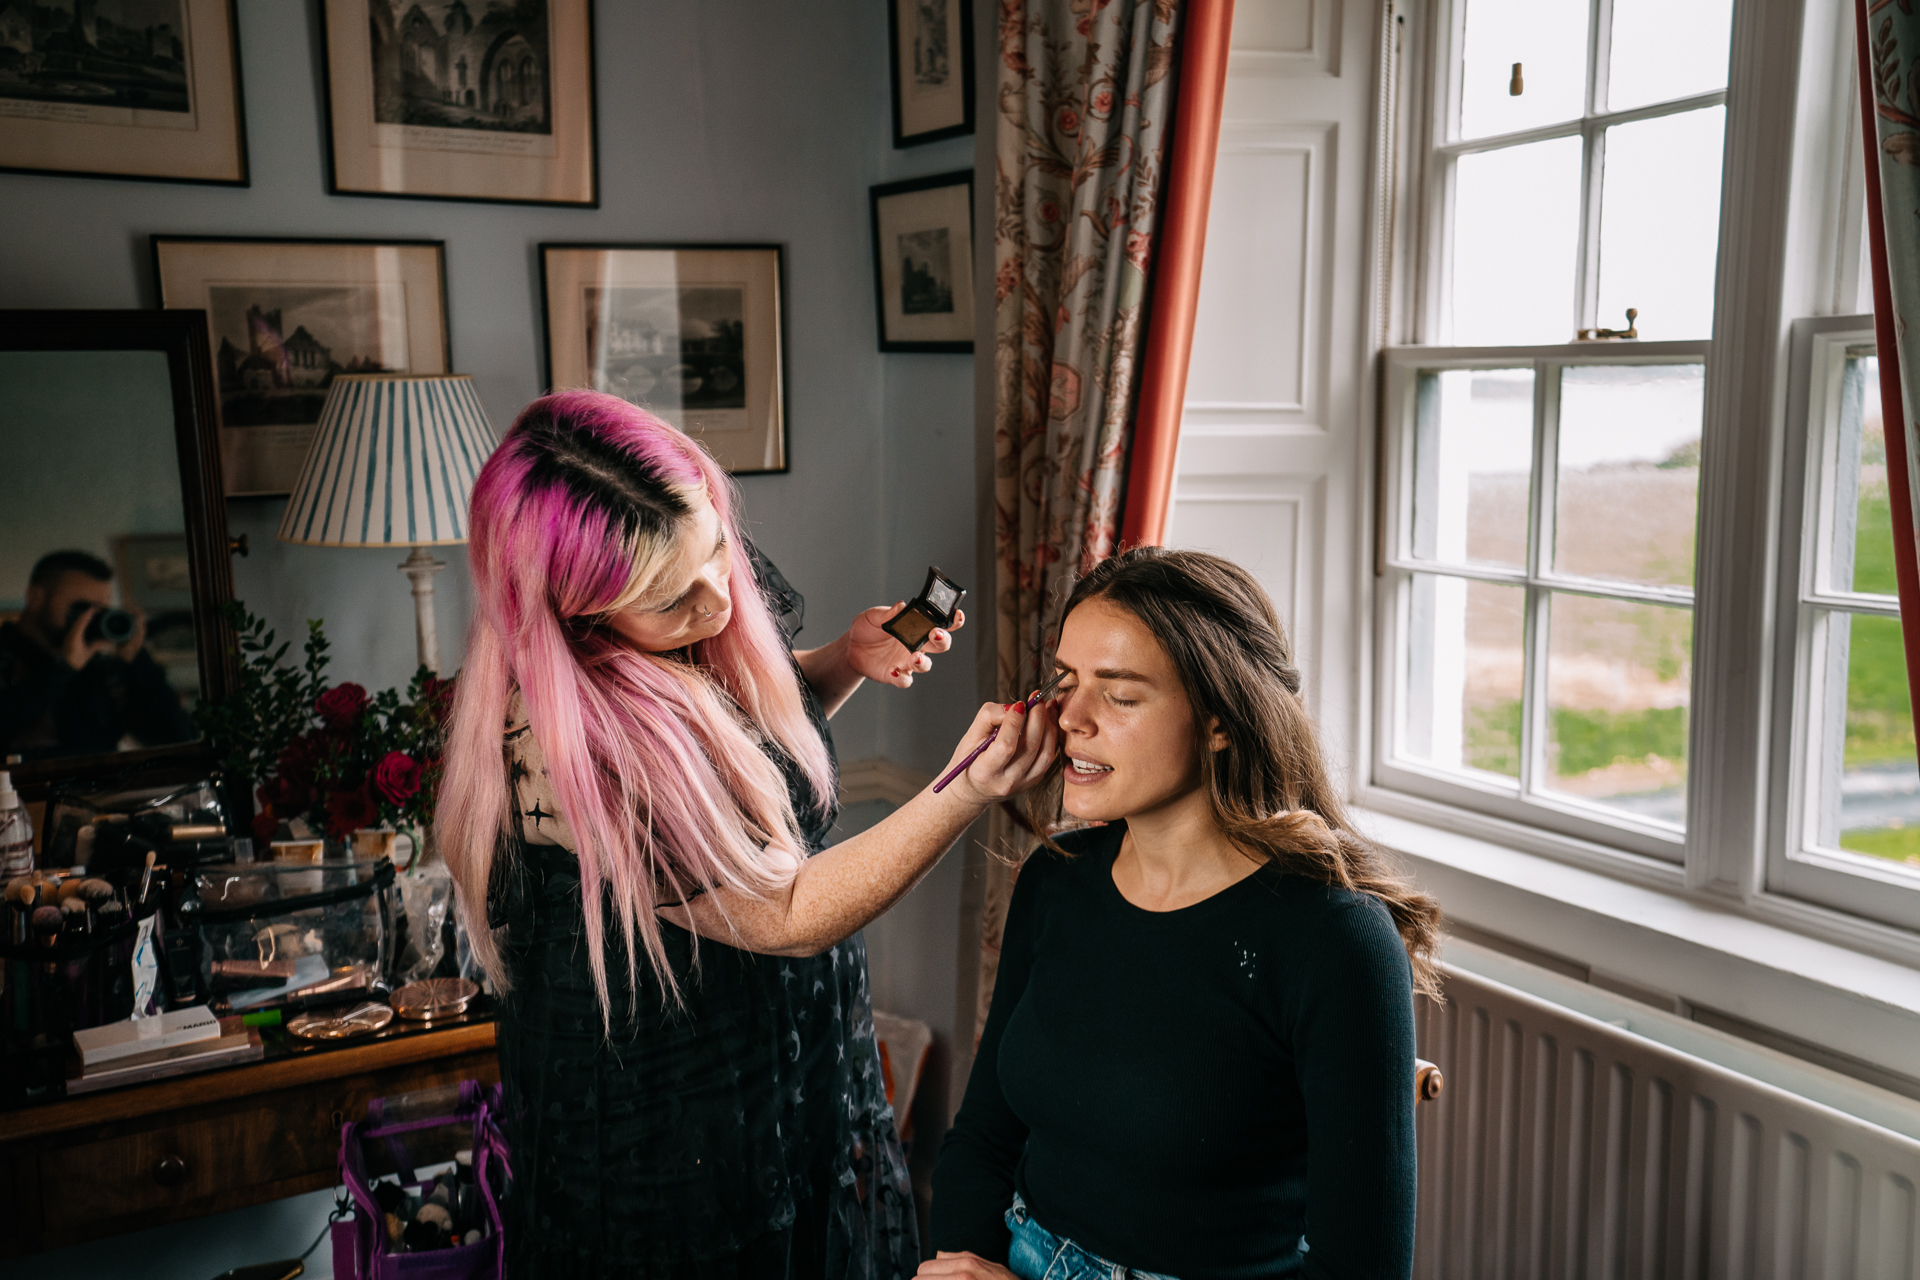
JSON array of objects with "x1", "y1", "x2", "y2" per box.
[{"x1": 1208, "y1": 717, "x2": 1229, "y2": 752}]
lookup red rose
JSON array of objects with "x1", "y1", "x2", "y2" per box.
[
  {"x1": 373, "y1": 750, "x2": 422, "y2": 805},
  {"x1": 325, "y1": 786, "x2": 377, "y2": 840},
  {"x1": 316, "y1": 682, "x2": 369, "y2": 727},
  {"x1": 251, "y1": 805, "x2": 279, "y2": 845}
]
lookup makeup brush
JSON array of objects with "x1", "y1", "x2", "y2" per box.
[{"x1": 931, "y1": 666, "x2": 1070, "y2": 794}]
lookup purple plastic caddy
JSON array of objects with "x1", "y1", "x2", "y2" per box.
[{"x1": 334, "y1": 1079, "x2": 510, "y2": 1280}]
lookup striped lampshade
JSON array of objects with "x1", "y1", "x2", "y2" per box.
[{"x1": 278, "y1": 374, "x2": 497, "y2": 547}]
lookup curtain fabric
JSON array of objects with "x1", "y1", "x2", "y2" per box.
[
  {"x1": 978, "y1": 0, "x2": 1183, "y2": 1038},
  {"x1": 1855, "y1": 0, "x2": 1920, "y2": 770}
]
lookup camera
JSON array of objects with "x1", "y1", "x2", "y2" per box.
[{"x1": 65, "y1": 601, "x2": 137, "y2": 646}]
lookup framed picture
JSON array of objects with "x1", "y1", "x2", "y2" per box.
[
  {"x1": 888, "y1": 0, "x2": 972, "y2": 147},
  {"x1": 541, "y1": 244, "x2": 787, "y2": 475},
  {"x1": 318, "y1": 0, "x2": 597, "y2": 206},
  {"x1": 870, "y1": 171, "x2": 975, "y2": 353},
  {"x1": 152, "y1": 236, "x2": 451, "y2": 497},
  {"x1": 0, "y1": 0, "x2": 247, "y2": 185}
]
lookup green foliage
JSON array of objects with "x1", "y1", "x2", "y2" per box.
[
  {"x1": 1839, "y1": 825, "x2": 1920, "y2": 866},
  {"x1": 192, "y1": 600, "x2": 330, "y2": 792},
  {"x1": 1464, "y1": 700, "x2": 1522, "y2": 777},
  {"x1": 1852, "y1": 486, "x2": 1899, "y2": 596},
  {"x1": 1551, "y1": 705, "x2": 1688, "y2": 778},
  {"x1": 1843, "y1": 613, "x2": 1915, "y2": 767}
]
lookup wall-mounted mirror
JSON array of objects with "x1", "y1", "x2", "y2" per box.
[{"x1": 0, "y1": 311, "x2": 236, "y2": 789}]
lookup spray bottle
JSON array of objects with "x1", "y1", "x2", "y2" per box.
[{"x1": 0, "y1": 772, "x2": 31, "y2": 881}]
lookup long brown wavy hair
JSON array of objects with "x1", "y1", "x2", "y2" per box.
[{"x1": 1027, "y1": 546, "x2": 1443, "y2": 997}]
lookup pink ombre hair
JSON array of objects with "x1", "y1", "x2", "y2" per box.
[{"x1": 437, "y1": 391, "x2": 834, "y2": 1018}]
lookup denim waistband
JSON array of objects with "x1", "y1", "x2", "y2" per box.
[{"x1": 1003, "y1": 1194, "x2": 1182, "y2": 1280}]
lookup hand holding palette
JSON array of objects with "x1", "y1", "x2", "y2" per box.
[{"x1": 881, "y1": 567, "x2": 967, "y2": 654}]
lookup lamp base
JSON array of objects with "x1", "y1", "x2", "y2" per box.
[{"x1": 398, "y1": 547, "x2": 447, "y2": 675}]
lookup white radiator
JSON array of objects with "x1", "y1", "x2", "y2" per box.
[{"x1": 1415, "y1": 956, "x2": 1920, "y2": 1279}]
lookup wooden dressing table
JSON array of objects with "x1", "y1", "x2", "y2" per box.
[{"x1": 0, "y1": 1020, "x2": 498, "y2": 1257}]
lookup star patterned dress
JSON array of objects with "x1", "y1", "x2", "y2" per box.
[{"x1": 485, "y1": 554, "x2": 917, "y2": 1278}]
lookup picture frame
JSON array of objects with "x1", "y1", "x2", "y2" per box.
[
  {"x1": 151, "y1": 235, "x2": 452, "y2": 498},
  {"x1": 888, "y1": 0, "x2": 973, "y2": 147},
  {"x1": 870, "y1": 171, "x2": 975, "y2": 353},
  {"x1": 318, "y1": 0, "x2": 597, "y2": 207},
  {"x1": 0, "y1": 0, "x2": 248, "y2": 185},
  {"x1": 541, "y1": 243, "x2": 788, "y2": 475}
]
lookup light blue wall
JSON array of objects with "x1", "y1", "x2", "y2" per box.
[{"x1": 0, "y1": 4, "x2": 987, "y2": 1260}]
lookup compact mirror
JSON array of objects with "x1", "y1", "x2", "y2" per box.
[{"x1": 881, "y1": 566, "x2": 966, "y2": 654}]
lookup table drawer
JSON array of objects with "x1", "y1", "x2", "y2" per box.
[{"x1": 40, "y1": 1106, "x2": 290, "y2": 1229}]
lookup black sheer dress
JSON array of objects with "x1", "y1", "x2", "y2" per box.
[{"x1": 486, "y1": 554, "x2": 918, "y2": 1278}]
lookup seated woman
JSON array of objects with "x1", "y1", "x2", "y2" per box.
[{"x1": 923, "y1": 547, "x2": 1440, "y2": 1280}]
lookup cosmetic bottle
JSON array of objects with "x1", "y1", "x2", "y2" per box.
[{"x1": 0, "y1": 773, "x2": 32, "y2": 881}]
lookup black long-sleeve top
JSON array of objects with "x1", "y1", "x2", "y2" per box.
[
  {"x1": 0, "y1": 622, "x2": 194, "y2": 759},
  {"x1": 930, "y1": 823, "x2": 1417, "y2": 1279}
]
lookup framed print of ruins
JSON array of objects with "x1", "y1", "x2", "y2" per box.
[
  {"x1": 152, "y1": 235, "x2": 451, "y2": 496},
  {"x1": 319, "y1": 0, "x2": 597, "y2": 206},
  {"x1": 541, "y1": 243, "x2": 788, "y2": 475},
  {"x1": 0, "y1": 0, "x2": 248, "y2": 184}
]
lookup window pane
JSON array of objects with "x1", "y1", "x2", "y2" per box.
[
  {"x1": 1404, "y1": 573, "x2": 1527, "y2": 779},
  {"x1": 1830, "y1": 354, "x2": 1899, "y2": 597},
  {"x1": 1545, "y1": 592, "x2": 1691, "y2": 826},
  {"x1": 1554, "y1": 364, "x2": 1703, "y2": 587},
  {"x1": 1412, "y1": 369, "x2": 1534, "y2": 569},
  {"x1": 1815, "y1": 612, "x2": 1920, "y2": 873},
  {"x1": 1594, "y1": 107, "x2": 1726, "y2": 341},
  {"x1": 1452, "y1": 137, "x2": 1584, "y2": 345},
  {"x1": 1605, "y1": 0, "x2": 1733, "y2": 113},
  {"x1": 1459, "y1": 0, "x2": 1589, "y2": 140}
]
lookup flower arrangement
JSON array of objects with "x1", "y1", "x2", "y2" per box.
[{"x1": 195, "y1": 603, "x2": 455, "y2": 848}]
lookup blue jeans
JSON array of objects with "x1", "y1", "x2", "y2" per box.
[{"x1": 1004, "y1": 1194, "x2": 1182, "y2": 1280}]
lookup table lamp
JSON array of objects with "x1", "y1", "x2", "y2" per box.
[{"x1": 278, "y1": 373, "x2": 497, "y2": 674}]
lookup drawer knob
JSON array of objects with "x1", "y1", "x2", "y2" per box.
[{"x1": 153, "y1": 1155, "x2": 188, "y2": 1187}]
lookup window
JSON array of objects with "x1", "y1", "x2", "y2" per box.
[
  {"x1": 1432, "y1": 0, "x2": 1733, "y2": 345},
  {"x1": 1372, "y1": 0, "x2": 1920, "y2": 937},
  {"x1": 1772, "y1": 320, "x2": 1920, "y2": 931},
  {"x1": 1381, "y1": 348, "x2": 1706, "y2": 858}
]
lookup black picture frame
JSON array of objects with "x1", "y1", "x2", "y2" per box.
[
  {"x1": 888, "y1": 0, "x2": 975, "y2": 148},
  {"x1": 870, "y1": 170, "x2": 976, "y2": 354},
  {"x1": 539, "y1": 242, "x2": 791, "y2": 475},
  {"x1": 0, "y1": 0, "x2": 249, "y2": 187},
  {"x1": 0, "y1": 310, "x2": 238, "y2": 794},
  {"x1": 316, "y1": 0, "x2": 600, "y2": 207}
]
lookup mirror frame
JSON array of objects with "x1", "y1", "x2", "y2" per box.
[{"x1": 0, "y1": 309, "x2": 238, "y2": 793}]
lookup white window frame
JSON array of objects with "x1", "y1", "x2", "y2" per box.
[
  {"x1": 1768, "y1": 317, "x2": 1920, "y2": 933},
  {"x1": 1422, "y1": 0, "x2": 1729, "y2": 344},
  {"x1": 1359, "y1": 0, "x2": 1920, "y2": 959},
  {"x1": 1375, "y1": 340, "x2": 1708, "y2": 864}
]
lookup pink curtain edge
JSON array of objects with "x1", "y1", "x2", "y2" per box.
[
  {"x1": 1854, "y1": 0, "x2": 1920, "y2": 769},
  {"x1": 1118, "y1": 0, "x2": 1237, "y2": 550}
]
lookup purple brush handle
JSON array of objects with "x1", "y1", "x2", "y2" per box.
[
  {"x1": 931, "y1": 672, "x2": 1066, "y2": 794},
  {"x1": 932, "y1": 731, "x2": 1002, "y2": 794}
]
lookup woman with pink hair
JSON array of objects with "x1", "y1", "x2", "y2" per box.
[{"x1": 438, "y1": 391, "x2": 1058, "y2": 1278}]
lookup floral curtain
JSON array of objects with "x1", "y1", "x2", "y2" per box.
[
  {"x1": 977, "y1": 0, "x2": 1182, "y2": 1038},
  {"x1": 1855, "y1": 0, "x2": 1920, "y2": 776}
]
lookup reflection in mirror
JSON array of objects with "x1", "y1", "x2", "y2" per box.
[{"x1": 0, "y1": 350, "x2": 202, "y2": 764}]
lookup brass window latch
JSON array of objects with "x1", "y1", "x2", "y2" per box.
[{"x1": 1577, "y1": 308, "x2": 1639, "y2": 340}]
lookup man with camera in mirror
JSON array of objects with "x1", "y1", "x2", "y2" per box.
[{"x1": 0, "y1": 550, "x2": 195, "y2": 760}]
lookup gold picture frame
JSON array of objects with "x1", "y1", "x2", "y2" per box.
[
  {"x1": 152, "y1": 236, "x2": 451, "y2": 497},
  {"x1": 0, "y1": 0, "x2": 247, "y2": 185},
  {"x1": 319, "y1": 0, "x2": 597, "y2": 206},
  {"x1": 541, "y1": 243, "x2": 788, "y2": 475}
]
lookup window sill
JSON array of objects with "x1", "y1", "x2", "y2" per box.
[{"x1": 1355, "y1": 790, "x2": 1920, "y2": 1089}]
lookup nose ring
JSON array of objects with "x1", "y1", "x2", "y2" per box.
[{"x1": 698, "y1": 606, "x2": 714, "y2": 619}]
